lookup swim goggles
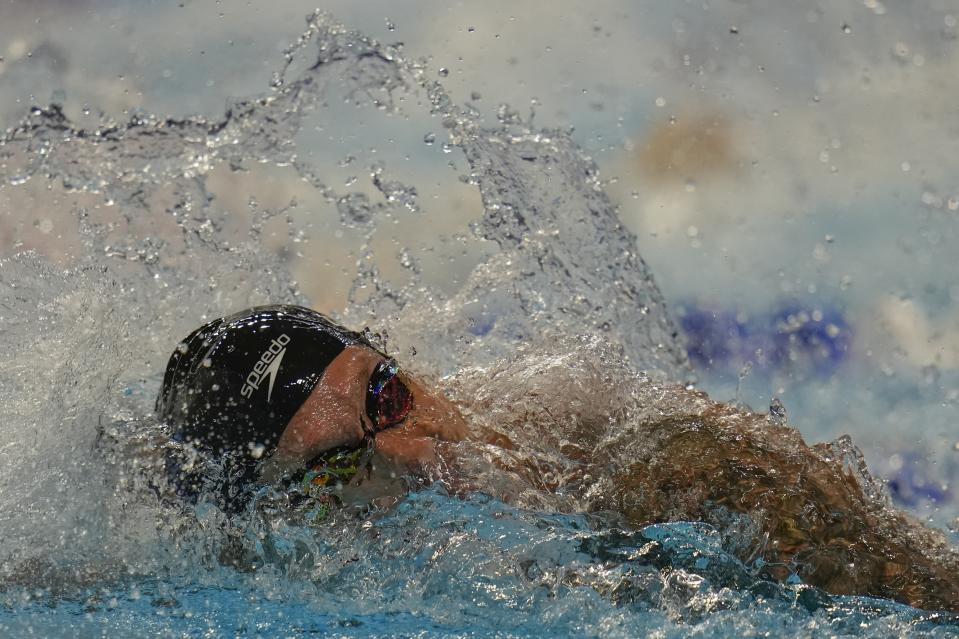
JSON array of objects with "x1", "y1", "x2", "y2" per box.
[{"x1": 365, "y1": 358, "x2": 413, "y2": 434}]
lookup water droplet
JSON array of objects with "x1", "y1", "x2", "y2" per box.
[
  {"x1": 398, "y1": 248, "x2": 418, "y2": 271},
  {"x1": 495, "y1": 103, "x2": 522, "y2": 125},
  {"x1": 768, "y1": 397, "x2": 787, "y2": 425},
  {"x1": 337, "y1": 193, "x2": 374, "y2": 225},
  {"x1": 385, "y1": 18, "x2": 395, "y2": 31},
  {"x1": 438, "y1": 67, "x2": 449, "y2": 77},
  {"x1": 423, "y1": 132, "x2": 436, "y2": 145},
  {"x1": 734, "y1": 362, "x2": 753, "y2": 407},
  {"x1": 841, "y1": 23, "x2": 851, "y2": 34}
]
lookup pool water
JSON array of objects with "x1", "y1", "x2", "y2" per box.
[{"x1": 3, "y1": 491, "x2": 957, "y2": 639}]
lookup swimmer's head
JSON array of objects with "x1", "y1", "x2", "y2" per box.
[
  {"x1": 157, "y1": 305, "x2": 377, "y2": 461},
  {"x1": 158, "y1": 304, "x2": 465, "y2": 512}
]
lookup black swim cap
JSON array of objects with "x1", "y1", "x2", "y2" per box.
[{"x1": 157, "y1": 305, "x2": 373, "y2": 460}]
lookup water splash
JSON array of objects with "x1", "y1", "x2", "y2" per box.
[
  {"x1": 0, "y1": 11, "x2": 689, "y2": 380},
  {"x1": 0, "y1": 6, "x2": 685, "y2": 595}
]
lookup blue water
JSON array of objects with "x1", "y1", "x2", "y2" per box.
[{"x1": 1, "y1": 491, "x2": 957, "y2": 638}]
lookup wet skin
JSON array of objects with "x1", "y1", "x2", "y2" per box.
[
  {"x1": 260, "y1": 344, "x2": 959, "y2": 613},
  {"x1": 263, "y1": 345, "x2": 469, "y2": 480}
]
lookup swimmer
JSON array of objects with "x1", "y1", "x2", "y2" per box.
[{"x1": 158, "y1": 305, "x2": 959, "y2": 612}]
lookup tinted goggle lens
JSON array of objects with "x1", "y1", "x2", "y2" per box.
[{"x1": 366, "y1": 359, "x2": 412, "y2": 431}]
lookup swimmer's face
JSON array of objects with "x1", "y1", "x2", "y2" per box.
[{"x1": 270, "y1": 345, "x2": 468, "y2": 474}]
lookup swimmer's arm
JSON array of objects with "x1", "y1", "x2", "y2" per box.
[{"x1": 601, "y1": 395, "x2": 959, "y2": 612}]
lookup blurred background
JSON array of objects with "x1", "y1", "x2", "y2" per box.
[{"x1": 1, "y1": 0, "x2": 957, "y2": 526}]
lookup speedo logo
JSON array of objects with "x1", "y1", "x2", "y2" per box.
[{"x1": 240, "y1": 334, "x2": 290, "y2": 401}]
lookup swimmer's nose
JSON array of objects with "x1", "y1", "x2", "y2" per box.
[{"x1": 398, "y1": 375, "x2": 470, "y2": 441}]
